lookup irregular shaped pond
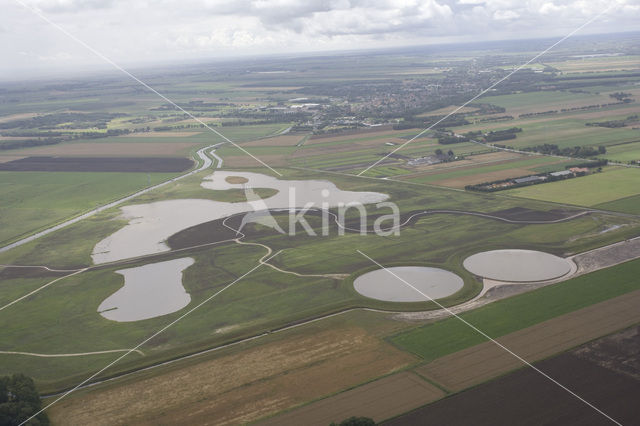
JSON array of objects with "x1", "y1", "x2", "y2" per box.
[
  {"x1": 93, "y1": 171, "x2": 387, "y2": 263},
  {"x1": 98, "y1": 257, "x2": 194, "y2": 322},
  {"x1": 463, "y1": 249, "x2": 571, "y2": 282},
  {"x1": 354, "y1": 266, "x2": 464, "y2": 302}
]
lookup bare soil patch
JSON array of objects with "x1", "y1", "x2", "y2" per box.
[
  {"x1": 47, "y1": 327, "x2": 416, "y2": 426},
  {"x1": 572, "y1": 237, "x2": 640, "y2": 274},
  {"x1": 416, "y1": 289, "x2": 640, "y2": 391},
  {"x1": 574, "y1": 325, "x2": 640, "y2": 381},
  {"x1": 0, "y1": 156, "x2": 193, "y2": 172},
  {"x1": 387, "y1": 351, "x2": 640, "y2": 426},
  {"x1": 7, "y1": 142, "x2": 198, "y2": 157},
  {"x1": 259, "y1": 372, "x2": 444, "y2": 426}
]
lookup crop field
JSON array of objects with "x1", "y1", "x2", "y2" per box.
[
  {"x1": 0, "y1": 156, "x2": 193, "y2": 172},
  {"x1": 417, "y1": 289, "x2": 640, "y2": 391},
  {"x1": 38, "y1": 309, "x2": 418, "y2": 424},
  {"x1": 2, "y1": 141, "x2": 200, "y2": 157},
  {"x1": 387, "y1": 347, "x2": 640, "y2": 426},
  {"x1": 391, "y1": 258, "x2": 640, "y2": 362},
  {"x1": 505, "y1": 166, "x2": 640, "y2": 207},
  {"x1": 400, "y1": 155, "x2": 561, "y2": 185},
  {"x1": 47, "y1": 322, "x2": 418, "y2": 426},
  {"x1": 261, "y1": 372, "x2": 445, "y2": 426}
]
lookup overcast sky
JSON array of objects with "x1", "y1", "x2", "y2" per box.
[{"x1": 1, "y1": 0, "x2": 639, "y2": 79}]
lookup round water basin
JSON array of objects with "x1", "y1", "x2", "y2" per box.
[
  {"x1": 463, "y1": 249, "x2": 571, "y2": 282},
  {"x1": 354, "y1": 266, "x2": 464, "y2": 302}
]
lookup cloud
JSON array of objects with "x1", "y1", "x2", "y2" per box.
[{"x1": 1, "y1": 0, "x2": 638, "y2": 79}]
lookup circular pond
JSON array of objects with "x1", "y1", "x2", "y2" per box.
[
  {"x1": 353, "y1": 266, "x2": 464, "y2": 302},
  {"x1": 463, "y1": 249, "x2": 571, "y2": 282}
]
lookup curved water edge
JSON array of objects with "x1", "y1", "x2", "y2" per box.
[
  {"x1": 463, "y1": 249, "x2": 572, "y2": 282},
  {"x1": 92, "y1": 170, "x2": 388, "y2": 264},
  {"x1": 98, "y1": 257, "x2": 195, "y2": 322},
  {"x1": 353, "y1": 266, "x2": 464, "y2": 302},
  {"x1": 0, "y1": 144, "x2": 221, "y2": 254}
]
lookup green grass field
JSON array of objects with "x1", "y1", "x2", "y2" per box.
[
  {"x1": 603, "y1": 141, "x2": 640, "y2": 162},
  {"x1": 595, "y1": 194, "x2": 640, "y2": 214},
  {"x1": 504, "y1": 167, "x2": 640, "y2": 207},
  {"x1": 2, "y1": 166, "x2": 639, "y2": 392},
  {"x1": 390, "y1": 257, "x2": 640, "y2": 361},
  {"x1": 0, "y1": 171, "x2": 178, "y2": 245}
]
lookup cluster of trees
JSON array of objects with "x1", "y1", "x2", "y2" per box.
[
  {"x1": 522, "y1": 143, "x2": 606, "y2": 157},
  {"x1": 484, "y1": 127, "x2": 522, "y2": 142},
  {"x1": 0, "y1": 374, "x2": 49, "y2": 425},
  {"x1": 478, "y1": 115, "x2": 513, "y2": 123},
  {"x1": 437, "y1": 134, "x2": 468, "y2": 144},
  {"x1": 434, "y1": 148, "x2": 456, "y2": 161},
  {"x1": 565, "y1": 158, "x2": 608, "y2": 169},
  {"x1": 468, "y1": 103, "x2": 506, "y2": 115},
  {"x1": 586, "y1": 115, "x2": 638, "y2": 128},
  {"x1": 610, "y1": 92, "x2": 632, "y2": 101},
  {"x1": 519, "y1": 110, "x2": 558, "y2": 118}
]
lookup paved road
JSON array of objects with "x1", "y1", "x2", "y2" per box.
[{"x1": 0, "y1": 143, "x2": 225, "y2": 254}]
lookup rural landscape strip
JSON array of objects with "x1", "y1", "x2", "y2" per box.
[
  {"x1": 356, "y1": 249, "x2": 623, "y2": 426},
  {"x1": 19, "y1": 252, "x2": 279, "y2": 425},
  {"x1": 295, "y1": 165, "x2": 640, "y2": 220},
  {"x1": 465, "y1": 135, "x2": 640, "y2": 169},
  {"x1": 356, "y1": 3, "x2": 617, "y2": 176},
  {"x1": 0, "y1": 144, "x2": 221, "y2": 254},
  {"x1": 35, "y1": 237, "x2": 640, "y2": 399},
  {"x1": 0, "y1": 207, "x2": 598, "y2": 313},
  {"x1": 13, "y1": 0, "x2": 281, "y2": 176}
]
